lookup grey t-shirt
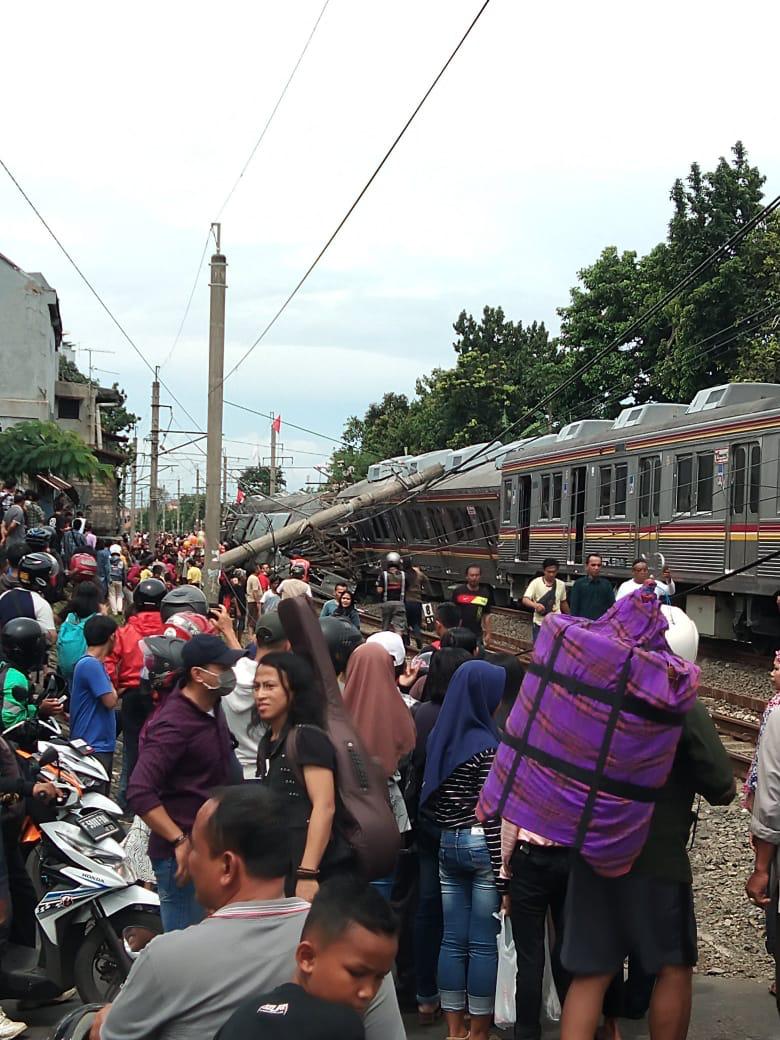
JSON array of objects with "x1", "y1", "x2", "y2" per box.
[
  {"x1": 102, "y1": 898, "x2": 404, "y2": 1040},
  {"x1": 3, "y1": 505, "x2": 25, "y2": 545}
]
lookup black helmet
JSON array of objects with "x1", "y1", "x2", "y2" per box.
[
  {"x1": 133, "y1": 578, "x2": 167, "y2": 611},
  {"x1": 160, "y1": 585, "x2": 209, "y2": 621},
  {"x1": 290, "y1": 563, "x2": 305, "y2": 578},
  {"x1": 26, "y1": 526, "x2": 55, "y2": 551},
  {"x1": 1, "y1": 618, "x2": 48, "y2": 672},
  {"x1": 17, "y1": 553, "x2": 53, "y2": 593},
  {"x1": 319, "y1": 616, "x2": 364, "y2": 675}
]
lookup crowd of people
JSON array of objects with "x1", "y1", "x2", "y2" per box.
[{"x1": 0, "y1": 488, "x2": 776, "y2": 1040}]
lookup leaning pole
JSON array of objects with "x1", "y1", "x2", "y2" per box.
[{"x1": 218, "y1": 463, "x2": 446, "y2": 569}]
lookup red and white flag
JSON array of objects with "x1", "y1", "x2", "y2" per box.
[
  {"x1": 271, "y1": 414, "x2": 282, "y2": 434},
  {"x1": 236, "y1": 488, "x2": 245, "y2": 505}
]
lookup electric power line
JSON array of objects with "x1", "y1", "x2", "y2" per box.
[
  {"x1": 0, "y1": 156, "x2": 210, "y2": 449},
  {"x1": 217, "y1": 0, "x2": 493, "y2": 390},
  {"x1": 161, "y1": 1, "x2": 331, "y2": 371}
]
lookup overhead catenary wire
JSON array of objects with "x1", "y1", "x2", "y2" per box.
[
  {"x1": 441, "y1": 192, "x2": 780, "y2": 480},
  {"x1": 161, "y1": 2, "x2": 331, "y2": 371},
  {"x1": 0, "y1": 156, "x2": 210, "y2": 453},
  {"x1": 217, "y1": 0, "x2": 494, "y2": 391}
]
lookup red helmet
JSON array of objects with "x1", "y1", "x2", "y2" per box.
[
  {"x1": 162, "y1": 612, "x2": 217, "y2": 641},
  {"x1": 68, "y1": 553, "x2": 98, "y2": 583}
]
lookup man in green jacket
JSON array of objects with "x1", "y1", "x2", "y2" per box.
[{"x1": 569, "y1": 553, "x2": 615, "y2": 621}]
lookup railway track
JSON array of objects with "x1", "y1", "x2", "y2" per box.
[{"x1": 353, "y1": 607, "x2": 761, "y2": 779}]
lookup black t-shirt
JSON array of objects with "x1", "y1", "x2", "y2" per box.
[
  {"x1": 452, "y1": 583, "x2": 495, "y2": 636},
  {"x1": 256, "y1": 725, "x2": 350, "y2": 880},
  {"x1": 216, "y1": 983, "x2": 364, "y2": 1040}
]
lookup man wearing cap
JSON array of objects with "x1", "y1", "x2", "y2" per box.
[
  {"x1": 128, "y1": 633, "x2": 243, "y2": 932},
  {"x1": 224, "y1": 612, "x2": 291, "y2": 779}
]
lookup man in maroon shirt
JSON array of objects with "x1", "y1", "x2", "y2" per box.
[{"x1": 128, "y1": 634, "x2": 243, "y2": 931}]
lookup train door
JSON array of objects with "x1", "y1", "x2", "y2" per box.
[
  {"x1": 637, "y1": 455, "x2": 662, "y2": 562},
  {"x1": 729, "y1": 441, "x2": 761, "y2": 571},
  {"x1": 517, "y1": 475, "x2": 531, "y2": 561},
  {"x1": 571, "y1": 466, "x2": 587, "y2": 564}
]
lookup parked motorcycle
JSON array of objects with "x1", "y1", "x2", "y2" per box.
[{"x1": 0, "y1": 743, "x2": 161, "y2": 1004}]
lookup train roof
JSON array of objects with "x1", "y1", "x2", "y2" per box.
[
  {"x1": 502, "y1": 382, "x2": 780, "y2": 468},
  {"x1": 336, "y1": 440, "x2": 521, "y2": 502},
  {"x1": 237, "y1": 491, "x2": 331, "y2": 517}
]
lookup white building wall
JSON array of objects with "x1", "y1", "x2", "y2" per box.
[{"x1": 0, "y1": 257, "x2": 58, "y2": 426}]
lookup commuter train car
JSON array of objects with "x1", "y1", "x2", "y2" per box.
[
  {"x1": 497, "y1": 382, "x2": 780, "y2": 642},
  {"x1": 336, "y1": 444, "x2": 514, "y2": 600}
]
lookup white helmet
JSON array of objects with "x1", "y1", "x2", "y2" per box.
[
  {"x1": 660, "y1": 605, "x2": 699, "y2": 663},
  {"x1": 110, "y1": 544, "x2": 123, "y2": 556},
  {"x1": 385, "y1": 551, "x2": 402, "y2": 568}
]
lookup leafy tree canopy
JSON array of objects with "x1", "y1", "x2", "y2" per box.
[
  {"x1": 237, "y1": 465, "x2": 286, "y2": 497},
  {"x1": 0, "y1": 421, "x2": 112, "y2": 483},
  {"x1": 327, "y1": 141, "x2": 780, "y2": 482}
]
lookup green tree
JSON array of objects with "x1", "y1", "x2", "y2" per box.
[
  {"x1": 557, "y1": 141, "x2": 780, "y2": 407},
  {"x1": 237, "y1": 465, "x2": 286, "y2": 497},
  {"x1": 0, "y1": 421, "x2": 112, "y2": 482}
]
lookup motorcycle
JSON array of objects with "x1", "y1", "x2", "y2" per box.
[{"x1": 1, "y1": 743, "x2": 161, "y2": 1004}]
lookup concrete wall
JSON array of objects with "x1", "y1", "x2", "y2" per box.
[{"x1": 0, "y1": 258, "x2": 58, "y2": 426}]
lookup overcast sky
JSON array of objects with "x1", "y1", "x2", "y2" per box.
[{"x1": 3, "y1": 0, "x2": 780, "y2": 496}]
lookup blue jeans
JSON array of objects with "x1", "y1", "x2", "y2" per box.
[
  {"x1": 152, "y1": 857, "x2": 205, "y2": 933},
  {"x1": 438, "y1": 828, "x2": 500, "y2": 1016},
  {"x1": 531, "y1": 623, "x2": 541, "y2": 643},
  {"x1": 414, "y1": 821, "x2": 442, "y2": 1004}
]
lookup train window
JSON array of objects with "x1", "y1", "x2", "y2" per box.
[
  {"x1": 447, "y1": 508, "x2": 464, "y2": 542},
  {"x1": 639, "y1": 457, "x2": 653, "y2": 519},
  {"x1": 750, "y1": 445, "x2": 761, "y2": 515},
  {"x1": 675, "y1": 455, "x2": 693, "y2": 514},
  {"x1": 732, "y1": 447, "x2": 746, "y2": 514},
  {"x1": 540, "y1": 475, "x2": 551, "y2": 520},
  {"x1": 696, "y1": 453, "x2": 714, "y2": 513},
  {"x1": 428, "y1": 509, "x2": 447, "y2": 543},
  {"x1": 653, "y1": 457, "x2": 661, "y2": 516},
  {"x1": 551, "y1": 473, "x2": 563, "y2": 520},
  {"x1": 502, "y1": 480, "x2": 513, "y2": 524},
  {"x1": 476, "y1": 505, "x2": 495, "y2": 544},
  {"x1": 614, "y1": 463, "x2": 628, "y2": 516},
  {"x1": 598, "y1": 466, "x2": 611, "y2": 517}
]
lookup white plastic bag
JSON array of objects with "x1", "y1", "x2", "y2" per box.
[
  {"x1": 542, "y1": 918, "x2": 561, "y2": 1022},
  {"x1": 494, "y1": 912, "x2": 517, "y2": 1029}
]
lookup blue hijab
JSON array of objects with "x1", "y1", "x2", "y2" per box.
[{"x1": 420, "y1": 659, "x2": 504, "y2": 807}]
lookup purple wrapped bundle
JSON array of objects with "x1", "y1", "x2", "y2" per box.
[{"x1": 478, "y1": 589, "x2": 699, "y2": 877}]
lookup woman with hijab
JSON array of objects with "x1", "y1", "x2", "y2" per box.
[
  {"x1": 406, "y1": 648, "x2": 471, "y2": 1025},
  {"x1": 420, "y1": 659, "x2": 506, "y2": 1040},
  {"x1": 343, "y1": 642, "x2": 417, "y2": 898}
]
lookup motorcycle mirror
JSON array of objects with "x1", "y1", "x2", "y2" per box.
[
  {"x1": 38, "y1": 746, "x2": 59, "y2": 768},
  {"x1": 122, "y1": 925, "x2": 158, "y2": 959}
]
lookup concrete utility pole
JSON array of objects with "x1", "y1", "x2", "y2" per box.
[
  {"x1": 129, "y1": 435, "x2": 138, "y2": 537},
  {"x1": 148, "y1": 368, "x2": 160, "y2": 541},
  {"x1": 219, "y1": 463, "x2": 445, "y2": 569},
  {"x1": 223, "y1": 452, "x2": 228, "y2": 503},
  {"x1": 204, "y1": 224, "x2": 227, "y2": 604},
  {"x1": 270, "y1": 416, "x2": 277, "y2": 496}
]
